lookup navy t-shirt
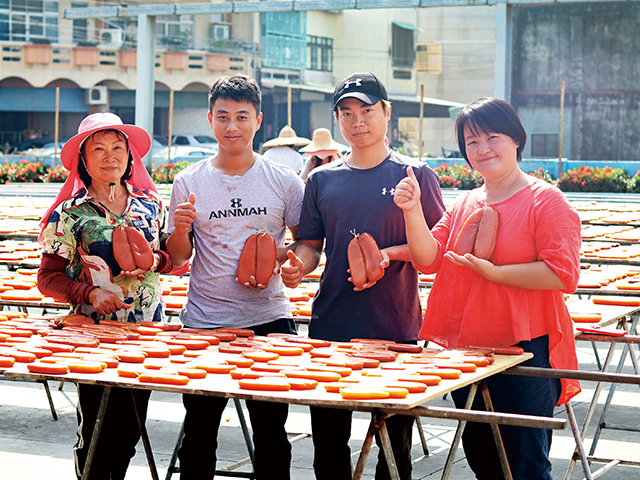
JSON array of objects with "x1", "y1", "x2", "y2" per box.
[{"x1": 298, "y1": 151, "x2": 445, "y2": 342}]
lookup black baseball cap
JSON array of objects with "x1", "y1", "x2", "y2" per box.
[{"x1": 332, "y1": 72, "x2": 388, "y2": 111}]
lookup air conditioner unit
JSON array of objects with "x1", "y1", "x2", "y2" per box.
[
  {"x1": 85, "y1": 86, "x2": 108, "y2": 105},
  {"x1": 99, "y1": 28, "x2": 123, "y2": 48},
  {"x1": 210, "y1": 24, "x2": 230, "y2": 41}
]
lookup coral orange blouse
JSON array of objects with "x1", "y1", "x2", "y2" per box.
[{"x1": 417, "y1": 179, "x2": 581, "y2": 405}]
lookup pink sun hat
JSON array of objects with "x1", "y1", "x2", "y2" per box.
[
  {"x1": 39, "y1": 112, "x2": 157, "y2": 242},
  {"x1": 60, "y1": 112, "x2": 152, "y2": 171}
]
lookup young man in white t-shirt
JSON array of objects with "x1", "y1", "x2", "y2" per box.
[{"x1": 166, "y1": 74, "x2": 304, "y2": 480}]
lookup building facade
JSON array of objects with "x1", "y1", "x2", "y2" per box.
[
  {"x1": 416, "y1": 1, "x2": 640, "y2": 162},
  {"x1": 1, "y1": 2, "x2": 458, "y2": 157}
]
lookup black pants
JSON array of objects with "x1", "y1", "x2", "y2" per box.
[
  {"x1": 178, "y1": 318, "x2": 296, "y2": 480},
  {"x1": 74, "y1": 384, "x2": 151, "y2": 480},
  {"x1": 451, "y1": 335, "x2": 562, "y2": 480},
  {"x1": 309, "y1": 406, "x2": 414, "y2": 480}
]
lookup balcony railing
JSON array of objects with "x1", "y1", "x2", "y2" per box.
[{"x1": 0, "y1": 42, "x2": 247, "y2": 75}]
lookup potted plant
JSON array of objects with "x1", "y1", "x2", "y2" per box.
[
  {"x1": 208, "y1": 38, "x2": 242, "y2": 53},
  {"x1": 161, "y1": 32, "x2": 190, "y2": 69},
  {"x1": 119, "y1": 48, "x2": 137, "y2": 67},
  {"x1": 206, "y1": 53, "x2": 229, "y2": 71},
  {"x1": 119, "y1": 34, "x2": 137, "y2": 68},
  {"x1": 24, "y1": 37, "x2": 52, "y2": 65},
  {"x1": 73, "y1": 41, "x2": 99, "y2": 66}
]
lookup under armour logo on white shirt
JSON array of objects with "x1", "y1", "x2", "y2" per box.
[{"x1": 344, "y1": 79, "x2": 362, "y2": 89}]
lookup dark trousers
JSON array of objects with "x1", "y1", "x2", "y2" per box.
[
  {"x1": 451, "y1": 335, "x2": 562, "y2": 480},
  {"x1": 178, "y1": 318, "x2": 296, "y2": 480},
  {"x1": 74, "y1": 384, "x2": 151, "y2": 480},
  {"x1": 309, "y1": 406, "x2": 415, "y2": 480}
]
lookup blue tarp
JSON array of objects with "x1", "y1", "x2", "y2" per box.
[{"x1": 0, "y1": 87, "x2": 87, "y2": 113}]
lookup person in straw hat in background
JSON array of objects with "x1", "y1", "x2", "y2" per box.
[
  {"x1": 298, "y1": 127, "x2": 348, "y2": 182},
  {"x1": 262, "y1": 124, "x2": 310, "y2": 174},
  {"x1": 37, "y1": 112, "x2": 177, "y2": 480}
]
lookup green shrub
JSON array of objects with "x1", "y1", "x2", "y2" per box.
[
  {"x1": 150, "y1": 161, "x2": 191, "y2": 184},
  {"x1": 627, "y1": 170, "x2": 640, "y2": 193},
  {"x1": 0, "y1": 161, "x2": 49, "y2": 183},
  {"x1": 527, "y1": 168, "x2": 555, "y2": 184},
  {"x1": 11, "y1": 160, "x2": 49, "y2": 182},
  {"x1": 433, "y1": 163, "x2": 483, "y2": 190},
  {"x1": 44, "y1": 164, "x2": 69, "y2": 183},
  {"x1": 557, "y1": 166, "x2": 629, "y2": 193},
  {"x1": 0, "y1": 163, "x2": 14, "y2": 184}
]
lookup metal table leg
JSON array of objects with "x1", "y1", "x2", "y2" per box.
[
  {"x1": 378, "y1": 414, "x2": 401, "y2": 480},
  {"x1": 440, "y1": 382, "x2": 477, "y2": 480},
  {"x1": 588, "y1": 315, "x2": 640, "y2": 457},
  {"x1": 564, "y1": 402, "x2": 594, "y2": 480},
  {"x1": 81, "y1": 386, "x2": 111, "y2": 480},
  {"x1": 165, "y1": 419, "x2": 184, "y2": 480},
  {"x1": 480, "y1": 381, "x2": 513, "y2": 480},
  {"x1": 39, "y1": 380, "x2": 57, "y2": 420},
  {"x1": 166, "y1": 398, "x2": 257, "y2": 480},
  {"x1": 131, "y1": 389, "x2": 159, "y2": 480},
  {"x1": 414, "y1": 415, "x2": 430, "y2": 455},
  {"x1": 563, "y1": 339, "x2": 617, "y2": 480},
  {"x1": 353, "y1": 411, "x2": 401, "y2": 480},
  {"x1": 233, "y1": 398, "x2": 255, "y2": 468},
  {"x1": 591, "y1": 341, "x2": 603, "y2": 371},
  {"x1": 441, "y1": 381, "x2": 514, "y2": 480}
]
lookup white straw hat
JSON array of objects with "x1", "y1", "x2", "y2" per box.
[
  {"x1": 300, "y1": 128, "x2": 347, "y2": 154},
  {"x1": 263, "y1": 125, "x2": 310, "y2": 149}
]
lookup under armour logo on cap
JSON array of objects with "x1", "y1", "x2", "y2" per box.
[
  {"x1": 343, "y1": 78, "x2": 363, "y2": 89},
  {"x1": 333, "y1": 72, "x2": 388, "y2": 111}
]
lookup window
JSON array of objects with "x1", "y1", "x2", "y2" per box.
[
  {"x1": 531, "y1": 133, "x2": 559, "y2": 158},
  {"x1": 0, "y1": 14, "x2": 8, "y2": 41},
  {"x1": 260, "y1": 11, "x2": 306, "y2": 70},
  {"x1": 393, "y1": 70, "x2": 411, "y2": 80},
  {"x1": 307, "y1": 35, "x2": 332, "y2": 72},
  {"x1": 157, "y1": 15, "x2": 194, "y2": 50},
  {"x1": 392, "y1": 23, "x2": 414, "y2": 68},
  {"x1": 416, "y1": 43, "x2": 442, "y2": 75},
  {"x1": 398, "y1": 117, "x2": 418, "y2": 142},
  {"x1": 71, "y1": 2, "x2": 87, "y2": 43},
  {"x1": 4, "y1": 0, "x2": 58, "y2": 42}
]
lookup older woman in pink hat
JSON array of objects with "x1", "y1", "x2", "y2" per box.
[{"x1": 37, "y1": 112, "x2": 176, "y2": 479}]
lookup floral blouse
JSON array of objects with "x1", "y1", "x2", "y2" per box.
[{"x1": 41, "y1": 184, "x2": 168, "y2": 322}]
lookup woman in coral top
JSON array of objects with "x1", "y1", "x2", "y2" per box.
[{"x1": 394, "y1": 97, "x2": 581, "y2": 480}]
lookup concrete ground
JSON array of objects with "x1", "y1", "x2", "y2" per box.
[{"x1": 1, "y1": 326, "x2": 639, "y2": 480}]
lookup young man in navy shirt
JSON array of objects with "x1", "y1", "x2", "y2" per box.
[{"x1": 282, "y1": 72, "x2": 445, "y2": 479}]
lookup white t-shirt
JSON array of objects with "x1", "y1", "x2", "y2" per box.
[
  {"x1": 263, "y1": 146, "x2": 304, "y2": 174},
  {"x1": 168, "y1": 155, "x2": 304, "y2": 329}
]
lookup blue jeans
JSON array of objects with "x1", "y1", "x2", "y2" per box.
[
  {"x1": 178, "y1": 318, "x2": 296, "y2": 480},
  {"x1": 451, "y1": 335, "x2": 562, "y2": 480}
]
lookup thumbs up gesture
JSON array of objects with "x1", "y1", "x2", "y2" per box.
[
  {"x1": 394, "y1": 166, "x2": 422, "y2": 212},
  {"x1": 174, "y1": 192, "x2": 197, "y2": 235}
]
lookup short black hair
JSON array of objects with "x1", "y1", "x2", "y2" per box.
[
  {"x1": 455, "y1": 97, "x2": 527, "y2": 164},
  {"x1": 78, "y1": 129, "x2": 133, "y2": 188},
  {"x1": 208, "y1": 74, "x2": 261, "y2": 116}
]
